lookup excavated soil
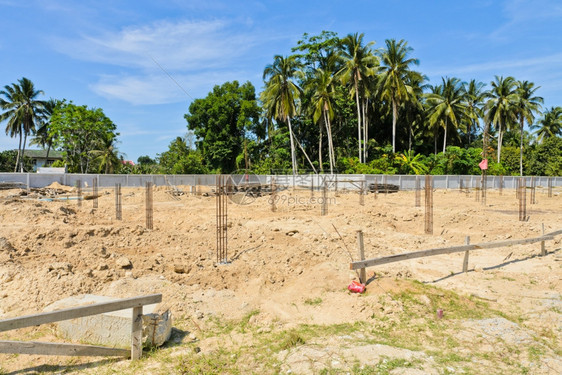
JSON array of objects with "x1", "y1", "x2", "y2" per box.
[{"x1": 0, "y1": 183, "x2": 561, "y2": 373}]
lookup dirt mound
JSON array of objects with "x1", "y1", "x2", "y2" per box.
[{"x1": 45, "y1": 181, "x2": 73, "y2": 191}]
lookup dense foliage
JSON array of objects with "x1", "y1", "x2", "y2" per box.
[{"x1": 1, "y1": 31, "x2": 561, "y2": 175}]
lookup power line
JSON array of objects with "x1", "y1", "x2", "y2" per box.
[{"x1": 147, "y1": 54, "x2": 194, "y2": 100}]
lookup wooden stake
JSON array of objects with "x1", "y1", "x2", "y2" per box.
[
  {"x1": 356, "y1": 230, "x2": 366, "y2": 284},
  {"x1": 131, "y1": 306, "x2": 143, "y2": 360},
  {"x1": 541, "y1": 223, "x2": 546, "y2": 256},
  {"x1": 462, "y1": 236, "x2": 470, "y2": 272}
]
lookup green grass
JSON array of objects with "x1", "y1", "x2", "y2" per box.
[{"x1": 304, "y1": 297, "x2": 323, "y2": 305}]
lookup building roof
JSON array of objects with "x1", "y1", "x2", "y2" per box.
[{"x1": 22, "y1": 149, "x2": 63, "y2": 159}]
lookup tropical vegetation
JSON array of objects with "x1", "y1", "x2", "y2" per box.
[{"x1": 1, "y1": 31, "x2": 561, "y2": 176}]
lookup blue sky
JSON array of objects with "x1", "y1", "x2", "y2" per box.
[{"x1": 1, "y1": 0, "x2": 561, "y2": 161}]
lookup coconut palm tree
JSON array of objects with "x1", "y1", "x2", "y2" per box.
[
  {"x1": 307, "y1": 67, "x2": 337, "y2": 174},
  {"x1": 1, "y1": 78, "x2": 46, "y2": 171},
  {"x1": 90, "y1": 133, "x2": 122, "y2": 174},
  {"x1": 514, "y1": 81, "x2": 543, "y2": 176},
  {"x1": 377, "y1": 39, "x2": 420, "y2": 153},
  {"x1": 485, "y1": 76, "x2": 517, "y2": 163},
  {"x1": 261, "y1": 55, "x2": 304, "y2": 175},
  {"x1": 462, "y1": 79, "x2": 486, "y2": 146},
  {"x1": 425, "y1": 77, "x2": 466, "y2": 153},
  {"x1": 338, "y1": 33, "x2": 377, "y2": 162},
  {"x1": 30, "y1": 98, "x2": 59, "y2": 162},
  {"x1": 532, "y1": 106, "x2": 562, "y2": 142}
]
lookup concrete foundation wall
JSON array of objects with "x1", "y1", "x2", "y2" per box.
[{"x1": 0, "y1": 172, "x2": 560, "y2": 191}]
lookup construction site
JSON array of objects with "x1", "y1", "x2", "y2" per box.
[{"x1": 0, "y1": 173, "x2": 561, "y2": 374}]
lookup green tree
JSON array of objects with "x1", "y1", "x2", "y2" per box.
[
  {"x1": 0, "y1": 150, "x2": 32, "y2": 172},
  {"x1": 426, "y1": 77, "x2": 466, "y2": 154},
  {"x1": 157, "y1": 136, "x2": 208, "y2": 174},
  {"x1": 0, "y1": 77, "x2": 46, "y2": 171},
  {"x1": 377, "y1": 39, "x2": 419, "y2": 153},
  {"x1": 394, "y1": 150, "x2": 427, "y2": 174},
  {"x1": 261, "y1": 56, "x2": 303, "y2": 175},
  {"x1": 514, "y1": 81, "x2": 543, "y2": 176},
  {"x1": 49, "y1": 101, "x2": 119, "y2": 173},
  {"x1": 462, "y1": 79, "x2": 486, "y2": 146},
  {"x1": 485, "y1": 76, "x2": 517, "y2": 163},
  {"x1": 186, "y1": 81, "x2": 260, "y2": 172},
  {"x1": 532, "y1": 106, "x2": 562, "y2": 142},
  {"x1": 338, "y1": 33, "x2": 377, "y2": 162},
  {"x1": 89, "y1": 132, "x2": 121, "y2": 174},
  {"x1": 30, "y1": 98, "x2": 60, "y2": 162}
]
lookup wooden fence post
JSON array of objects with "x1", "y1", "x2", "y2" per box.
[
  {"x1": 462, "y1": 236, "x2": 470, "y2": 273},
  {"x1": 356, "y1": 230, "x2": 366, "y2": 284},
  {"x1": 131, "y1": 306, "x2": 143, "y2": 360}
]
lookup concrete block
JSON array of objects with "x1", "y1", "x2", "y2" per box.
[{"x1": 44, "y1": 294, "x2": 172, "y2": 349}]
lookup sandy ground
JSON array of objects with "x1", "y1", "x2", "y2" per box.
[{"x1": 0, "y1": 182, "x2": 561, "y2": 374}]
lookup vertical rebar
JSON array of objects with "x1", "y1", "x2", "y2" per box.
[
  {"x1": 115, "y1": 183, "x2": 122, "y2": 220},
  {"x1": 76, "y1": 180, "x2": 82, "y2": 207},
  {"x1": 530, "y1": 176, "x2": 536, "y2": 204},
  {"x1": 519, "y1": 177, "x2": 526, "y2": 221},
  {"x1": 474, "y1": 178, "x2": 479, "y2": 202},
  {"x1": 516, "y1": 178, "x2": 520, "y2": 200},
  {"x1": 548, "y1": 177, "x2": 552, "y2": 198},
  {"x1": 499, "y1": 175, "x2": 504, "y2": 196},
  {"x1": 459, "y1": 178, "x2": 463, "y2": 193},
  {"x1": 415, "y1": 176, "x2": 421, "y2": 207},
  {"x1": 359, "y1": 180, "x2": 365, "y2": 206},
  {"x1": 310, "y1": 174, "x2": 314, "y2": 198},
  {"x1": 145, "y1": 181, "x2": 153, "y2": 229},
  {"x1": 92, "y1": 177, "x2": 98, "y2": 209},
  {"x1": 321, "y1": 176, "x2": 328, "y2": 216},
  {"x1": 383, "y1": 175, "x2": 388, "y2": 195},
  {"x1": 481, "y1": 170, "x2": 487, "y2": 205},
  {"x1": 216, "y1": 175, "x2": 228, "y2": 263},
  {"x1": 271, "y1": 177, "x2": 277, "y2": 212},
  {"x1": 424, "y1": 175, "x2": 433, "y2": 235}
]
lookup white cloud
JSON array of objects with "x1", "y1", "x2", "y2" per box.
[{"x1": 52, "y1": 18, "x2": 259, "y2": 71}]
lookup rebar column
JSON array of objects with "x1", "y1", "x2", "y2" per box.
[
  {"x1": 548, "y1": 177, "x2": 552, "y2": 198},
  {"x1": 424, "y1": 175, "x2": 433, "y2": 235},
  {"x1": 519, "y1": 177, "x2": 526, "y2": 221},
  {"x1": 481, "y1": 170, "x2": 487, "y2": 205},
  {"x1": 373, "y1": 176, "x2": 377, "y2": 200},
  {"x1": 310, "y1": 174, "x2": 314, "y2": 198},
  {"x1": 92, "y1": 177, "x2": 98, "y2": 209},
  {"x1": 499, "y1": 175, "x2": 504, "y2": 196},
  {"x1": 359, "y1": 180, "x2": 365, "y2": 206},
  {"x1": 76, "y1": 180, "x2": 82, "y2": 207},
  {"x1": 383, "y1": 175, "x2": 388, "y2": 195},
  {"x1": 415, "y1": 176, "x2": 421, "y2": 207},
  {"x1": 115, "y1": 183, "x2": 122, "y2": 220},
  {"x1": 530, "y1": 176, "x2": 536, "y2": 204},
  {"x1": 216, "y1": 175, "x2": 228, "y2": 263},
  {"x1": 321, "y1": 176, "x2": 328, "y2": 216},
  {"x1": 270, "y1": 177, "x2": 277, "y2": 212},
  {"x1": 145, "y1": 181, "x2": 153, "y2": 229}
]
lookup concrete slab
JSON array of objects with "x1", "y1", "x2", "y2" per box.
[{"x1": 44, "y1": 294, "x2": 172, "y2": 349}]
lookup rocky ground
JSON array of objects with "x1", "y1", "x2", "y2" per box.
[{"x1": 0, "y1": 182, "x2": 560, "y2": 374}]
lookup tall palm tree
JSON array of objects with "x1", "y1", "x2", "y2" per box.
[
  {"x1": 425, "y1": 77, "x2": 466, "y2": 153},
  {"x1": 0, "y1": 77, "x2": 45, "y2": 172},
  {"x1": 90, "y1": 133, "x2": 122, "y2": 174},
  {"x1": 307, "y1": 67, "x2": 337, "y2": 174},
  {"x1": 261, "y1": 55, "x2": 304, "y2": 175},
  {"x1": 338, "y1": 33, "x2": 377, "y2": 162},
  {"x1": 462, "y1": 79, "x2": 486, "y2": 146},
  {"x1": 30, "y1": 98, "x2": 59, "y2": 162},
  {"x1": 514, "y1": 81, "x2": 543, "y2": 176},
  {"x1": 485, "y1": 76, "x2": 517, "y2": 163},
  {"x1": 377, "y1": 39, "x2": 420, "y2": 153},
  {"x1": 532, "y1": 106, "x2": 562, "y2": 142}
]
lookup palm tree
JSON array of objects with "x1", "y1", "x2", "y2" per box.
[
  {"x1": 0, "y1": 77, "x2": 45, "y2": 172},
  {"x1": 485, "y1": 76, "x2": 517, "y2": 163},
  {"x1": 377, "y1": 39, "x2": 420, "y2": 153},
  {"x1": 338, "y1": 33, "x2": 377, "y2": 163},
  {"x1": 307, "y1": 67, "x2": 337, "y2": 174},
  {"x1": 261, "y1": 55, "x2": 304, "y2": 175},
  {"x1": 462, "y1": 79, "x2": 486, "y2": 146},
  {"x1": 532, "y1": 106, "x2": 562, "y2": 142},
  {"x1": 426, "y1": 77, "x2": 466, "y2": 153},
  {"x1": 514, "y1": 81, "x2": 543, "y2": 176},
  {"x1": 30, "y1": 98, "x2": 59, "y2": 162},
  {"x1": 90, "y1": 133, "x2": 122, "y2": 174}
]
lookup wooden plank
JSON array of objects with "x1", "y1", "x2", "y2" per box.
[
  {"x1": 350, "y1": 235, "x2": 555, "y2": 270},
  {"x1": 0, "y1": 294, "x2": 162, "y2": 333},
  {"x1": 0, "y1": 340, "x2": 129, "y2": 357},
  {"x1": 131, "y1": 306, "x2": 143, "y2": 360},
  {"x1": 546, "y1": 228, "x2": 562, "y2": 237}
]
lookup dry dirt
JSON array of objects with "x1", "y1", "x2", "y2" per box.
[{"x1": 0, "y1": 183, "x2": 561, "y2": 374}]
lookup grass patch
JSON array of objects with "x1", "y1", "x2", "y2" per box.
[{"x1": 304, "y1": 297, "x2": 323, "y2": 306}]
